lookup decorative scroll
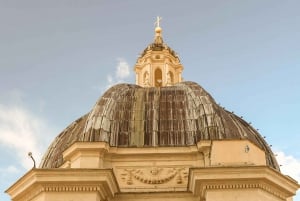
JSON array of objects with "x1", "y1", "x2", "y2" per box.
[{"x1": 120, "y1": 167, "x2": 188, "y2": 185}]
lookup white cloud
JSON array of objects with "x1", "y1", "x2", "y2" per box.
[
  {"x1": 107, "y1": 74, "x2": 113, "y2": 84},
  {"x1": 103, "y1": 58, "x2": 131, "y2": 90},
  {"x1": 0, "y1": 165, "x2": 20, "y2": 174},
  {"x1": 0, "y1": 104, "x2": 50, "y2": 170},
  {"x1": 103, "y1": 74, "x2": 114, "y2": 91},
  {"x1": 116, "y1": 58, "x2": 130, "y2": 79},
  {"x1": 276, "y1": 151, "x2": 300, "y2": 182}
]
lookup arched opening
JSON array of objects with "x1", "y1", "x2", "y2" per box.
[{"x1": 155, "y1": 68, "x2": 162, "y2": 87}]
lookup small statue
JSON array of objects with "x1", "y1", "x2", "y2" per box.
[
  {"x1": 144, "y1": 72, "x2": 150, "y2": 87},
  {"x1": 166, "y1": 71, "x2": 173, "y2": 86}
]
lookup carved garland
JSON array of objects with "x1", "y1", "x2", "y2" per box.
[{"x1": 121, "y1": 167, "x2": 188, "y2": 185}]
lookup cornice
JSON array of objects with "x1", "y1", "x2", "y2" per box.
[
  {"x1": 188, "y1": 166, "x2": 300, "y2": 200},
  {"x1": 6, "y1": 168, "x2": 119, "y2": 201}
]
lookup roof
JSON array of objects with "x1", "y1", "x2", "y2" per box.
[
  {"x1": 139, "y1": 42, "x2": 180, "y2": 61},
  {"x1": 40, "y1": 81, "x2": 279, "y2": 170}
]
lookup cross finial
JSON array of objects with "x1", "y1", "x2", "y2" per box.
[{"x1": 155, "y1": 16, "x2": 162, "y2": 28}]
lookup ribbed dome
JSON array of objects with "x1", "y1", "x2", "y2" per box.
[
  {"x1": 140, "y1": 42, "x2": 180, "y2": 61},
  {"x1": 40, "y1": 81, "x2": 279, "y2": 170}
]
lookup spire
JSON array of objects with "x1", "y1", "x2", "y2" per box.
[
  {"x1": 134, "y1": 17, "x2": 183, "y2": 88},
  {"x1": 154, "y1": 16, "x2": 163, "y2": 44}
]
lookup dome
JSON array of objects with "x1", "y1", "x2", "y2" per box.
[
  {"x1": 40, "y1": 81, "x2": 279, "y2": 170},
  {"x1": 140, "y1": 40, "x2": 180, "y2": 61}
]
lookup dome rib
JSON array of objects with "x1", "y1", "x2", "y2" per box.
[
  {"x1": 40, "y1": 82, "x2": 279, "y2": 170},
  {"x1": 40, "y1": 114, "x2": 89, "y2": 168}
]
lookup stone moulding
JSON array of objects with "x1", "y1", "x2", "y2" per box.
[
  {"x1": 5, "y1": 169, "x2": 119, "y2": 201},
  {"x1": 43, "y1": 185, "x2": 101, "y2": 192},
  {"x1": 188, "y1": 166, "x2": 300, "y2": 201}
]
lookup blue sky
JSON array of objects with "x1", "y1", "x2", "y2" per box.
[{"x1": 0, "y1": 0, "x2": 299, "y2": 200}]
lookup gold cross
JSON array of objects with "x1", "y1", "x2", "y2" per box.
[{"x1": 155, "y1": 16, "x2": 162, "y2": 28}]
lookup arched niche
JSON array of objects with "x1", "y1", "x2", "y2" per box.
[{"x1": 155, "y1": 68, "x2": 162, "y2": 87}]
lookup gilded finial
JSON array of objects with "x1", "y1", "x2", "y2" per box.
[
  {"x1": 154, "y1": 16, "x2": 163, "y2": 44},
  {"x1": 155, "y1": 16, "x2": 162, "y2": 28},
  {"x1": 155, "y1": 16, "x2": 162, "y2": 33}
]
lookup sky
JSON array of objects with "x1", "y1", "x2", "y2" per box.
[{"x1": 0, "y1": 0, "x2": 299, "y2": 200}]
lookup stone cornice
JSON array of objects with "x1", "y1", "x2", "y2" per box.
[
  {"x1": 188, "y1": 166, "x2": 300, "y2": 200},
  {"x1": 6, "y1": 168, "x2": 119, "y2": 201},
  {"x1": 63, "y1": 141, "x2": 110, "y2": 161}
]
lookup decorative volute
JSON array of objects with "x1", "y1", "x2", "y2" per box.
[{"x1": 134, "y1": 17, "x2": 184, "y2": 87}]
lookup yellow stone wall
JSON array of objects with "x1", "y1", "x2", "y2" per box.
[
  {"x1": 6, "y1": 140, "x2": 299, "y2": 201},
  {"x1": 210, "y1": 140, "x2": 266, "y2": 166}
]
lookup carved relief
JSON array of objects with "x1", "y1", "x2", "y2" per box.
[
  {"x1": 143, "y1": 71, "x2": 150, "y2": 87},
  {"x1": 166, "y1": 71, "x2": 174, "y2": 86},
  {"x1": 120, "y1": 167, "x2": 188, "y2": 185}
]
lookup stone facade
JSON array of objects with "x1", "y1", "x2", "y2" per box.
[{"x1": 6, "y1": 141, "x2": 299, "y2": 201}]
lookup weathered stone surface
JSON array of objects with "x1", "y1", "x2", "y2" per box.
[{"x1": 40, "y1": 81, "x2": 278, "y2": 170}]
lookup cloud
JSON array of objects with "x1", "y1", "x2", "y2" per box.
[
  {"x1": 116, "y1": 58, "x2": 130, "y2": 79},
  {"x1": 91, "y1": 58, "x2": 132, "y2": 92},
  {"x1": 0, "y1": 165, "x2": 20, "y2": 174},
  {"x1": 107, "y1": 75, "x2": 113, "y2": 84},
  {"x1": 276, "y1": 151, "x2": 300, "y2": 182},
  {"x1": 104, "y1": 58, "x2": 131, "y2": 90},
  {"x1": 0, "y1": 103, "x2": 50, "y2": 170}
]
